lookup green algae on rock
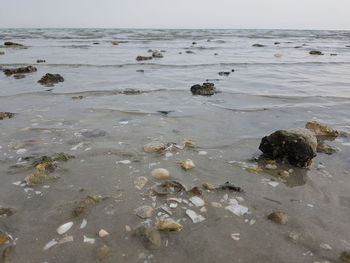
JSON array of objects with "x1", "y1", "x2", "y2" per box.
[{"x1": 72, "y1": 195, "x2": 100, "y2": 217}]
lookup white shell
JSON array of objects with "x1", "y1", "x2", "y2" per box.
[
  {"x1": 80, "y1": 219, "x2": 87, "y2": 229},
  {"x1": 99, "y1": 229, "x2": 109, "y2": 237},
  {"x1": 59, "y1": 236, "x2": 74, "y2": 244},
  {"x1": 83, "y1": 235, "x2": 95, "y2": 244},
  {"x1": 225, "y1": 204, "x2": 249, "y2": 216},
  {"x1": 43, "y1": 239, "x2": 58, "y2": 250},
  {"x1": 56, "y1": 221, "x2": 73, "y2": 235},
  {"x1": 185, "y1": 209, "x2": 205, "y2": 223},
  {"x1": 189, "y1": 196, "x2": 205, "y2": 207}
]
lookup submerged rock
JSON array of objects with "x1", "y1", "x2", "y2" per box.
[
  {"x1": 309, "y1": 50, "x2": 323, "y2": 55},
  {"x1": 0, "y1": 112, "x2": 15, "y2": 120},
  {"x1": 81, "y1": 129, "x2": 107, "y2": 138},
  {"x1": 191, "y1": 82, "x2": 216, "y2": 96},
  {"x1": 13, "y1": 74, "x2": 25, "y2": 79},
  {"x1": 259, "y1": 128, "x2": 317, "y2": 167},
  {"x1": 133, "y1": 225, "x2": 161, "y2": 249},
  {"x1": 156, "y1": 218, "x2": 183, "y2": 231},
  {"x1": 135, "y1": 205, "x2": 154, "y2": 219},
  {"x1": 179, "y1": 159, "x2": 195, "y2": 170},
  {"x1": 340, "y1": 251, "x2": 350, "y2": 263},
  {"x1": 2, "y1": 245, "x2": 15, "y2": 263},
  {"x1": 36, "y1": 59, "x2": 46, "y2": 63},
  {"x1": 73, "y1": 195, "x2": 100, "y2": 217},
  {"x1": 3, "y1": 65, "x2": 37, "y2": 76},
  {"x1": 0, "y1": 51, "x2": 5, "y2": 55},
  {"x1": 38, "y1": 73, "x2": 64, "y2": 86},
  {"x1": 152, "y1": 51, "x2": 163, "y2": 58},
  {"x1": 267, "y1": 212, "x2": 288, "y2": 224},
  {"x1": 96, "y1": 247, "x2": 112, "y2": 261},
  {"x1": 0, "y1": 208, "x2": 15, "y2": 218},
  {"x1": 218, "y1": 71, "x2": 230, "y2": 76},
  {"x1": 151, "y1": 168, "x2": 170, "y2": 179},
  {"x1": 136, "y1": 56, "x2": 153, "y2": 61},
  {"x1": 305, "y1": 120, "x2": 339, "y2": 137},
  {"x1": 317, "y1": 143, "x2": 340, "y2": 155}
]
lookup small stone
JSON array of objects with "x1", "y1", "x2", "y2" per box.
[
  {"x1": 305, "y1": 120, "x2": 339, "y2": 137},
  {"x1": 4, "y1": 41, "x2": 23, "y2": 46},
  {"x1": 3, "y1": 65, "x2": 37, "y2": 76},
  {"x1": 13, "y1": 74, "x2": 25, "y2": 79},
  {"x1": 320, "y1": 243, "x2": 332, "y2": 250},
  {"x1": 0, "y1": 208, "x2": 15, "y2": 218},
  {"x1": 125, "y1": 225, "x2": 131, "y2": 232},
  {"x1": 179, "y1": 159, "x2": 195, "y2": 170},
  {"x1": 188, "y1": 186, "x2": 202, "y2": 195},
  {"x1": 143, "y1": 141, "x2": 166, "y2": 153},
  {"x1": 152, "y1": 51, "x2": 163, "y2": 58},
  {"x1": 135, "y1": 205, "x2": 154, "y2": 219},
  {"x1": 190, "y1": 82, "x2": 216, "y2": 96},
  {"x1": 136, "y1": 56, "x2": 153, "y2": 61},
  {"x1": 156, "y1": 218, "x2": 183, "y2": 231},
  {"x1": 309, "y1": 50, "x2": 323, "y2": 55},
  {"x1": 38, "y1": 73, "x2": 64, "y2": 86},
  {"x1": 279, "y1": 170, "x2": 290, "y2": 177},
  {"x1": 36, "y1": 59, "x2": 46, "y2": 63},
  {"x1": 96, "y1": 247, "x2": 112, "y2": 261},
  {"x1": 56, "y1": 221, "x2": 74, "y2": 235},
  {"x1": 0, "y1": 51, "x2": 4, "y2": 55},
  {"x1": 203, "y1": 183, "x2": 216, "y2": 190},
  {"x1": 267, "y1": 212, "x2": 288, "y2": 224},
  {"x1": 211, "y1": 202, "x2": 222, "y2": 208},
  {"x1": 151, "y1": 168, "x2": 170, "y2": 179},
  {"x1": 189, "y1": 196, "x2": 205, "y2": 207},
  {"x1": 252, "y1": 43, "x2": 265, "y2": 47},
  {"x1": 98, "y1": 229, "x2": 109, "y2": 237}
]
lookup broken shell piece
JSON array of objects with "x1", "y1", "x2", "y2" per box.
[
  {"x1": 151, "y1": 168, "x2": 170, "y2": 179},
  {"x1": 143, "y1": 142, "x2": 166, "y2": 153},
  {"x1": 203, "y1": 183, "x2": 216, "y2": 190},
  {"x1": 182, "y1": 140, "x2": 196, "y2": 148},
  {"x1": 185, "y1": 209, "x2": 205, "y2": 223},
  {"x1": 135, "y1": 205, "x2": 154, "y2": 219},
  {"x1": 99, "y1": 229, "x2": 109, "y2": 237},
  {"x1": 59, "y1": 235, "x2": 74, "y2": 244},
  {"x1": 320, "y1": 243, "x2": 332, "y2": 250},
  {"x1": 169, "y1": 202, "x2": 178, "y2": 208},
  {"x1": 267, "y1": 212, "x2": 288, "y2": 224},
  {"x1": 83, "y1": 235, "x2": 95, "y2": 244},
  {"x1": 225, "y1": 204, "x2": 249, "y2": 216},
  {"x1": 188, "y1": 186, "x2": 202, "y2": 195},
  {"x1": 43, "y1": 239, "x2": 58, "y2": 250},
  {"x1": 56, "y1": 221, "x2": 73, "y2": 235},
  {"x1": 179, "y1": 159, "x2": 195, "y2": 170},
  {"x1": 231, "y1": 233, "x2": 241, "y2": 241},
  {"x1": 134, "y1": 176, "x2": 148, "y2": 190},
  {"x1": 80, "y1": 219, "x2": 87, "y2": 229},
  {"x1": 151, "y1": 181, "x2": 186, "y2": 195},
  {"x1": 211, "y1": 202, "x2": 222, "y2": 208},
  {"x1": 189, "y1": 196, "x2": 205, "y2": 207},
  {"x1": 125, "y1": 225, "x2": 131, "y2": 232},
  {"x1": 156, "y1": 218, "x2": 183, "y2": 231}
]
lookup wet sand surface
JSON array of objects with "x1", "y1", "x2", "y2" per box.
[{"x1": 1, "y1": 29, "x2": 350, "y2": 263}]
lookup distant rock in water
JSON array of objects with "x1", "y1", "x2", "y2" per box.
[
  {"x1": 185, "y1": 50, "x2": 195, "y2": 54},
  {"x1": 252, "y1": 43, "x2": 265, "y2": 47},
  {"x1": 38, "y1": 73, "x2": 64, "y2": 86},
  {"x1": 82, "y1": 129, "x2": 107, "y2": 138},
  {"x1": 136, "y1": 56, "x2": 153, "y2": 61},
  {"x1": 36, "y1": 59, "x2": 46, "y2": 63},
  {"x1": 13, "y1": 74, "x2": 26, "y2": 79},
  {"x1": 218, "y1": 72, "x2": 230, "y2": 76},
  {"x1": 3, "y1": 65, "x2": 37, "y2": 76},
  {"x1": 0, "y1": 51, "x2": 4, "y2": 55},
  {"x1": 152, "y1": 50, "x2": 163, "y2": 58},
  {"x1": 259, "y1": 128, "x2": 317, "y2": 167},
  {"x1": 191, "y1": 82, "x2": 216, "y2": 96},
  {"x1": 4, "y1": 41, "x2": 24, "y2": 47},
  {"x1": 274, "y1": 42, "x2": 280, "y2": 45},
  {"x1": 309, "y1": 50, "x2": 323, "y2": 55}
]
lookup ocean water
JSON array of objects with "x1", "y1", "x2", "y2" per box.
[{"x1": 0, "y1": 29, "x2": 350, "y2": 263}]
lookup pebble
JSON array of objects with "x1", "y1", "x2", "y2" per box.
[
  {"x1": 56, "y1": 221, "x2": 73, "y2": 235},
  {"x1": 156, "y1": 218, "x2": 183, "y2": 231},
  {"x1": 267, "y1": 212, "x2": 288, "y2": 224},
  {"x1": 125, "y1": 225, "x2": 131, "y2": 232},
  {"x1": 180, "y1": 159, "x2": 195, "y2": 170},
  {"x1": 279, "y1": 170, "x2": 290, "y2": 177},
  {"x1": 151, "y1": 168, "x2": 170, "y2": 179},
  {"x1": 211, "y1": 202, "x2": 222, "y2": 208},
  {"x1": 265, "y1": 164, "x2": 277, "y2": 170},
  {"x1": 143, "y1": 141, "x2": 166, "y2": 153},
  {"x1": 0, "y1": 232, "x2": 9, "y2": 244}
]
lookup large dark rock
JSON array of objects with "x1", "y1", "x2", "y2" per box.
[
  {"x1": 259, "y1": 128, "x2": 317, "y2": 167},
  {"x1": 190, "y1": 82, "x2": 216, "y2": 96},
  {"x1": 252, "y1": 43, "x2": 265, "y2": 47},
  {"x1": 38, "y1": 73, "x2": 64, "y2": 86},
  {"x1": 4, "y1": 41, "x2": 24, "y2": 46},
  {"x1": 3, "y1": 65, "x2": 37, "y2": 76},
  {"x1": 309, "y1": 50, "x2": 323, "y2": 55}
]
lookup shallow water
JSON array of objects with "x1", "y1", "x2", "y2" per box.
[{"x1": 1, "y1": 28, "x2": 350, "y2": 263}]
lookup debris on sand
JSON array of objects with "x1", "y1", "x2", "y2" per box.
[
  {"x1": 72, "y1": 195, "x2": 100, "y2": 217},
  {"x1": 178, "y1": 159, "x2": 195, "y2": 170},
  {"x1": 0, "y1": 112, "x2": 15, "y2": 120},
  {"x1": 218, "y1": 71, "x2": 230, "y2": 76},
  {"x1": 305, "y1": 120, "x2": 339, "y2": 137},
  {"x1": 38, "y1": 73, "x2": 64, "y2": 86},
  {"x1": 152, "y1": 50, "x2": 163, "y2": 58},
  {"x1": 190, "y1": 82, "x2": 216, "y2": 96},
  {"x1": 98, "y1": 229, "x2": 109, "y2": 238},
  {"x1": 136, "y1": 56, "x2": 153, "y2": 61},
  {"x1": 225, "y1": 203, "x2": 249, "y2": 216},
  {"x1": 133, "y1": 225, "x2": 161, "y2": 249},
  {"x1": 259, "y1": 128, "x2": 317, "y2": 167},
  {"x1": 2, "y1": 245, "x2": 15, "y2": 263},
  {"x1": 36, "y1": 59, "x2": 46, "y2": 63},
  {"x1": 267, "y1": 212, "x2": 288, "y2": 224},
  {"x1": 3, "y1": 65, "x2": 37, "y2": 76},
  {"x1": 309, "y1": 50, "x2": 323, "y2": 55},
  {"x1": 156, "y1": 218, "x2": 183, "y2": 231}
]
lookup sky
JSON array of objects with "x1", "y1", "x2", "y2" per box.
[{"x1": 0, "y1": 0, "x2": 350, "y2": 30}]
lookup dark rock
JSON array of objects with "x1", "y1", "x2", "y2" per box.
[
  {"x1": 190, "y1": 82, "x2": 216, "y2": 96},
  {"x1": 0, "y1": 51, "x2": 4, "y2": 55},
  {"x1": 330, "y1": 53, "x2": 337, "y2": 56},
  {"x1": 274, "y1": 42, "x2": 280, "y2": 45},
  {"x1": 218, "y1": 71, "x2": 230, "y2": 76},
  {"x1": 346, "y1": 46, "x2": 350, "y2": 48},
  {"x1": 188, "y1": 186, "x2": 202, "y2": 195},
  {"x1": 309, "y1": 50, "x2": 323, "y2": 55},
  {"x1": 259, "y1": 128, "x2": 317, "y2": 167},
  {"x1": 185, "y1": 50, "x2": 194, "y2": 54},
  {"x1": 72, "y1": 96, "x2": 83, "y2": 99},
  {"x1": 3, "y1": 65, "x2": 37, "y2": 76},
  {"x1": 0, "y1": 208, "x2": 16, "y2": 218},
  {"x1": 13, "y1": 74, "x2": 25, "y2": 79},
  {"x1": 231, "y1": 69, "x2": 235, "y2": 72},
  {"x1": 252, "y1": 43, "x2": 265, "y2": 47},
  {"x1": 36, "y1": 59, "x2": 46, "y2": 63},
  {"x1": 133, "y1": 225, "x2": 161, "y2": 249},
  {"x1": 219, "y1": 182, "x2": 243, "y2": 192},
  {"x1": 157, "y1": 110, "x2": 173, "y2": 115},
  {"x1": 294, "y1": 46, "x2": 302, "y2": 48},
  {"x1": 136, "y1": 56, "x2": 152, "y2": 61},
  {"x1": 147, "y1": 49, "x2": 153, "y2": 53},
  {"x1": 4, "y1": 41, "x2": 23, "y2": 46},
  {"x1": 93, "y1": 42, "x2": 99, "y2": 45},
  {"x1": 136, "y1": 69, "x2": 144, "y2": 73},
  {"x1": 122, "y1": 88, "x2": 141, "y2": 95},
  {"x1": 267, "y1": 212, "x2": 288, "y2": 224},
  {"x1": 214, "y1": 53, "x2": 218, "y2": 55},
  {"x1": 38, "y1": 73, "x2": 64, "y2": 86},
  {"x1": 81, "y1": 129, "x2": 107, "y2": 138},
  {"x1": 192, "y1": 42, "x2": 197, "y2": 45}
]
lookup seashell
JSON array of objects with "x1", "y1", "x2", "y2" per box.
[
  {"x1": 189, "y1": 196, "x2": 205, "y2": 207},
  {"x1": 99, "y1": 229, "x2": 109, "y2": 237},
  {"x1": 56, "y1": 221, "x2": 73, "y2": 235},
  {"x1": 80, "y1": 218, "x2": 87, "y2": 229},
  {"x1": 185, "y1": 209, "x2": 205, "y2": 223}
]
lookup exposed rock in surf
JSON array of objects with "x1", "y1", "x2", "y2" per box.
[
  {"x1": 185, "y1": 50, "x2": 194, "y2": 54},
  {"x1": 3, "y1": 65, "x2": 37, "y2": 76},
  {"x1": 4, "y1": 41, "x2": 24, "y2": 46},
  {"x1": 36, "y1": 59, "x2": 46, "y2": 63},
  {"x1": 317, "y1": 143, "x2": 340, "y2": 155},
  {"x1": 252, "y1": 43, "x2": 265, "y2": 47},
  {"x1": 38, "y1": 73, "x2": 64, "y2": 86},
  {"x1": 136, "y1": 56, "x2": 153, "y2": 61},
  {"x1": 259, "y1": 128, "x2": 317, "y2": 167},
  {"x1": 309, "y1": 50, "x2": 323, "y2": 55},
  {"x1": 190, "y1": 82, "x2": 216, "y2": 96},
  {"x1": 13, "y1": 74, "x2": 26, "y2": 79},
  {"x1": 305, "y1": 120, "x2": 339, "y2": 137},
  {"x1": 274, "y1": 42, "x2": 280, "y2": 45},
  {"x1": 0, "y1": 112, "x2": 15, "y2": 120},
  {"x1": 0, "y1": 51, "x2": 4, "y2": 55},
  {"x1": 218, "y1": 71, "x2": 230, "y2": 76},
  {"x1": 152, "y1": 50, "x2": 163, "y2": 58}
]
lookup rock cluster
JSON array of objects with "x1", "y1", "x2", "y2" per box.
[
  {"x1": 3, "y1": 65, "x2": 37, "y2": 76},
  {"x1": 190, "y1": 82, "x2": 216, "y2": 96},
  {"x1": 38, "y1": 73, "x2": 64, "y2": 86}
]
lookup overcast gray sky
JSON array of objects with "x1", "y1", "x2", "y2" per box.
[{"x1": 0, "y1": 0, "x2": 349, "y2": 30}]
